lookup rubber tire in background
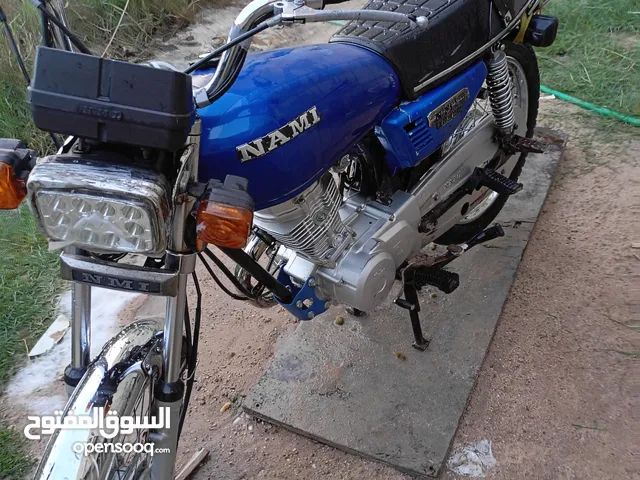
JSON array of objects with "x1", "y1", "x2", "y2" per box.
[{"x1": 435, "y1": 42, "x2": 540, "y2": 246}]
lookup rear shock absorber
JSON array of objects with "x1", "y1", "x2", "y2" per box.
[{"x1": 486, "y1": 46, "x2": 515, "y2": 134}]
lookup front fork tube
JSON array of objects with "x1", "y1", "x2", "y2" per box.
[
  {"x1": 64, "y1": 251, "x2": 196, "y2": 480},
  {"x1": 150, "y1": 251, "x2": 196, "y2": 480},
  {"x1": 64, "y1": 281, "x2": 92, "y2": 396},
  {"x1": 149, "y1": 396, "x2": 183, "y2": 479}
]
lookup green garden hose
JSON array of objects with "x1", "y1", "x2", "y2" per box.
[{"x1": 540, "y1": 85, "x2": 639, "y2": 127}]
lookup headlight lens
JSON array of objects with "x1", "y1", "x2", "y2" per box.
[
  {"x1": 35, "y1": 192, "x2": 156, "y2": 253},
  {"x1": 28, "y1": 157, "x2": 171, "y2": 255}
]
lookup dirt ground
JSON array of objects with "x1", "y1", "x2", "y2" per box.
[
  {"x1": 3, "y1": 3, "x2": 638, "y2": 479},
  {"x1": 442, "y1": 106, "x2": 639, "y2": 479}
]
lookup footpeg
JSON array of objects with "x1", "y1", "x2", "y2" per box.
[
  {"x1": 395, "y1": 224, "x2": 506, "y2": 350},
  {"x1": 413, "y1": 267, "x2": 459, "y2": 294},
  {"x1": 465, "y1": 223, "x2": 505, "y2": 248},
  {"x1": 505, "y1": 134, "x2": 546, "y2": 154},
  {"x1": 471, "y1": 167, "x2": 522, "y2": 195}
]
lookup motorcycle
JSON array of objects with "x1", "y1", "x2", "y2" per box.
[{"x1": 0, "y1": 0, "x2": 557, "y2": 477}]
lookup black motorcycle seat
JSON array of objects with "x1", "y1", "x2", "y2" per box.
[{"x1": 331, "y1": 0, "x2": 527, "y2": 99}]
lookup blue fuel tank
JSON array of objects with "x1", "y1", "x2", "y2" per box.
[{"x1": 195, "y1": 43, "x2": 400, "y2": 210}]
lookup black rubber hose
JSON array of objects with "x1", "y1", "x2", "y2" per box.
[
  {"x1": 0, "y1": 7, "x2": 30, "y2": 81},
  {"x1": 184, "y1": 21, "x2": 270, "y2": 74},
  {"x1": 219, "y1": 247, "x2": 293, "y2": 303},
  {"x1": 178, "y1": 272, "x2": 202, "y2": 439}
]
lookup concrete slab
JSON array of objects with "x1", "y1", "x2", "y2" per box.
[{"x1": 244, "y1": 129, "x2": 566, "y2": 477}]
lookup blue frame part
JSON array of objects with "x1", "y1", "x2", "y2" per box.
[
  {"x1": 375, "y1": 61, "x2": 487, "y2": 173},
  {"x1": 276, "y1": 267, "x2": 328, "y2": 321}
]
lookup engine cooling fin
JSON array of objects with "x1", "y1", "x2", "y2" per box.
[{"x1": 252, "y1": 173, "x2": 351, "y2": 264}]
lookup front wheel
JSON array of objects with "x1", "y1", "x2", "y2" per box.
[
  {"x1": 34, "y1": 320, "x2": 163, "y2": 480},
  {"x1": 436, "y1": 41, "x2": 540, "y2": 245}
]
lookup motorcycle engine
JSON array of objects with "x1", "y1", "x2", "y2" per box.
[{"x1": 253, "y1": 172, "x2": 423, "y2": 312}]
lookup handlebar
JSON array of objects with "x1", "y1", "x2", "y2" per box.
[
  {"x1": 192, "y1": 0, "x2": 427, "y2": 108},
  {"x1": 277, "y1": 5, "x2": 428, "y2": 26}
]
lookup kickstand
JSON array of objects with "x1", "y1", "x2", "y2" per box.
[
  {"x1": 395, "y1": 270, "x2": 430, "y2": 351},
  {"x1": 393, "y1": 224, "x2": 506, "y2": 351}
]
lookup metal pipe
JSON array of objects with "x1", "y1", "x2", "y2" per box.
[
  {"x1": 163, "y1": 274, "x2": 187, "y2": 384},
  {"x1": 170, "y1": 200, "x2": 189, "y2": 254},
  {"x1": 188, "y1": 118, "x2": 201, "y2": 183},
  {"x1": 71, "y1": 281, "x2": 91, "y2": 369},
  {"x1": 28, "y1": 0, "x2": 91, "y2": 53},
  {"x1": 54, "y1": 0, "x2": 73, "y2": 51},
  {"x1": 0, "y1": 7, "x2": 30, "y2": 82},
  {"x1": 190, "y1": 0, "x2": 279, "y2": 107},
  {"x1": 150, "y1": 398, "x2": 182, "y2": 479}
]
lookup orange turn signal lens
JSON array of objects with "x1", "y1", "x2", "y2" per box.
[
  {"x1": 0, "y1": 162, "x2": 27, "y2": 209},
  {"x1": 196, "y1": 201, "x2": 253, "y2": 249}
]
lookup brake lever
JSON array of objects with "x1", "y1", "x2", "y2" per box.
[{"x1": 274, "y1": 1, "x2": 428, "y2": 27}]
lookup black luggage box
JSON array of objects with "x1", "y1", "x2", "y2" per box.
[{"x1": 28, "y1": 47, "x2": 195, "y2": 151}]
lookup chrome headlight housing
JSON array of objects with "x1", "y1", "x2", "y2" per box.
[{"x1": 27, "y1": 156, "x2": 171, "y2": 255}]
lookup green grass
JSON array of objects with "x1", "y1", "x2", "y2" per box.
[
  {"x1": 0, "y1": 206, "x2": 61, "y2": 384},
  {"x1": 538, "y1": 0, "x2": 639, "y2": 118},
  {"x1": 0, "y1": 0, "x2": 202, "y2": 154},
  {"x1": 0, "y1": 427, "x2": 33, "y2": 479},
  {"x1": 0, "y1": 206, "x2": 61, "y2": 479},
  {"x1": 0, "y1": 1, "x2": 206, "y2": 473},
  {"x1": 0, "y1": 3, "x2": 54, "y2": 154}
]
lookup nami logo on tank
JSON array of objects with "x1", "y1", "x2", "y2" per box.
[{"x1": 236, "y1": 106, "x2": 321, "y2": 162}]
